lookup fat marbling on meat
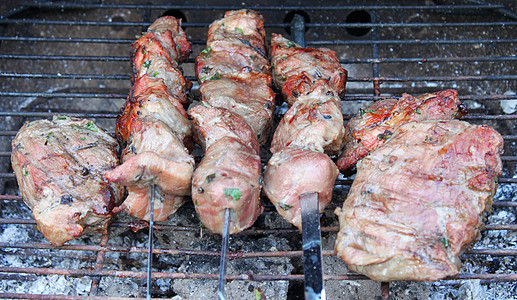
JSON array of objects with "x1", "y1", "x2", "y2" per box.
[
  {"x1": 334, "y1": 120, "x2": 503, "y2": 281},
  {"x1": 11, "y1": 116, "x2": 124, "y2": 246},
  {"x1": 336, "y1": 89, "x2": 466, "y2": 174}
]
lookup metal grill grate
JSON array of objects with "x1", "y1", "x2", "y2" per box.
[{"x1": 0, "y1": 1, "x2": 516, "y2": 299}]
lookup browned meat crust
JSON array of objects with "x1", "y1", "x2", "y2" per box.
[
  {"x1": 190, "y1": 9, "x2": 270, "y2": 234},
  {"x1": 271, "y1": 33, "x2": 347, "y2": 106},
  {"x1": 105, "y1": 16, "x2": 193, "y2": 221},
  {"x1": 11, "y1": 116, "x2": 124, "y2": 246},
  {"x1": 334, "y1": 120, "x2": 503, "y2": 281},
  {"x1": 336, "y1": 89, "x2": 466, "y2": 175},
  {"x1": 264, "y1": 34, "x2": 346, "y2": 230}
]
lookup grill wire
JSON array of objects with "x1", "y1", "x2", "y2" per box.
[{"x1": 0, "y1": 1, "x2": 516, "y2": 299}]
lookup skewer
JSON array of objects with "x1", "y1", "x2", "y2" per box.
[
  {"x1": 291, "y1": 13, "x2": 326, "y2": 300},
  {"x1": 300, "y1": 192, "x2": 326, "y2": 300},
  {"x1": 146, "y1": 184, "x2": 155, "y2": 300},
  {"x1": 217, "y1": 208, "x2": 231, "y2": 300}
]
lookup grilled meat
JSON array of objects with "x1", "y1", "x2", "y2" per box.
[
  {"x1": 199, "y1": 72, "x2": 275, "y2": 145},
  {"x1": 335, "y1": 120, "x2": 503, "y2": 281},
  {"x1": 263, "y1": 34, "x2": 346, "y2": 230},
  {"x1": 263, "y1": 147, "x2": 338, "y2": 229},
  {"x1": 336, "y1": 89, "x2": 466, "y2": 174},
  {"x1": 190, "y1": 9, "x2": 270, "y2": 234},
  {"x1": 11, "y1": 116, "x2": 124, "y2": 246},
  {"x1": 270, "y1": 33, "x2": 347, "y2": 106},
  {"x1": 270, "y1": 79, "x2": 344, "y2": 155},
  {"x1": 131, "y1": 17, "x2": 192, "y2": 107},
  {"x1": 105, "y1": 16, "x2": 193, "y2": 221},
  {"x1": 190, "y1": 105, "x2": 262, "y2": 234}
]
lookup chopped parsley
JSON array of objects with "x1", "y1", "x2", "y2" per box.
[
  {"x1": 45, "y1": 132, "x2": 53, "y2": 141},
  {"x1": 152, "y1": 71, "x2": 159, "y2": 77},
  {"x1": 209, "y1": 72, "x2": 221, "y2": 81},
  {"x1": 440, "y1": 237, "x2": 449, "y2": 248},
  {"x1": 55, "y1": 116, "x2": 67, "y2": 120},
  {"x1": 176, "y1": 44, "x2": 181, "y2": 50},
  {"x1": 279, "y1": 203, "x2": 293, "y2": 211},
  {"x1": 86, "y1": 122, "x2": 98, "y2": 132},
  {"x1": 224, "y1": 188, "x2": 241, "y2": 202},
  {"x1": 234, "y1": 27, "x2": 244, "y2": 34},
  {"x1": 24, "y1": 170, "x2": 29, "y2": 176},
  {"x1": 200, "y1": 46, "x2": 211, "y2": 58},
  {"x1": 79, "y1": 137, "x2": 86, "y2": 141},
  {"x1": 141, "y1": 45, "x2": 147, "y2": 54},
  {"x1": 359, "y1": 108, "x2": 366, "y2": 116},
  {"x1": 415, "y1": 108, "x2": 422, "y2": 114},
  {"x1": 286, "y1": 41, "x2": 296, "y2": 48},
  {"x1": 142, "y1": 60, "x2": 151, "y2": 68}
]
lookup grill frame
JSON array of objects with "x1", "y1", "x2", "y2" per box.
[{"x1": 0, "y1": 1, "x2": 516, "y2": 299}]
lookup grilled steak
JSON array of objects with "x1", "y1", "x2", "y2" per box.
[
  {"x1": 334, "y1": 120, "x2": 503, "y2": 281},
  {"x1": 11, "y1": 116, "x2": 124, "y2": 246},
  {"x1": 336, "y1": 89, "x2": 466, "y2": 174},
  {"x1": 105, "y1": 16, "x2": 193, "y2": 221},
  {"x1": 263, "y1": 35, "x2": 346, "y2": 230}
]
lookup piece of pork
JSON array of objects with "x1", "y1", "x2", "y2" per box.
[
  {"x1": 270, "y1": 33, "x2": 347, "y2": 106},
  {"x1": 334, "y1": 120, "x2": 503, "y2": 281},
  {"x1": 107, "y1": 15, "x2": 193, "y2": 222},
  {"x1": 263, "y1": 147, "x2": 338, "y2": 230},
  {"x1": 270, "y1": 79, "x2": 344, "y2": 155},
  {"x1": 199, "y1": 72, "x2": 275, "y2": 145},
  {"x1": 336, "y1": 89, "x2": 466, "y2": 174},
  {"x1": 190, "y1": 105, "x2": 263, "y2": 234},
  {"x1": 11, "y1": 116, "x2": 124, "y2": 246}
]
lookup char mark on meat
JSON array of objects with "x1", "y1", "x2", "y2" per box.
[
  {"x1": 105, "y1": 16, "x2": 193, "y2": 221},
  {"x1": 336, "y1": 89, "x2": 466, "y2": 175}
]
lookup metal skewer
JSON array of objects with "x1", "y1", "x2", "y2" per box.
[
  {"x1": 291, "y1": 13, "x2": 326, "y2": 300},
  {"x1": 300, "y1": 192, "x2": 326, "y2": 300},
  {"x1": 217, "y1": 208, "x2": 231, "y2": 300},
  {"x1": 146, "y1": 184, "x2": 156, "y2": 300}
]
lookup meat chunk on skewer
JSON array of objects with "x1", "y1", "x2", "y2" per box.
[
  {"x1": 271, "y1": 33, "x2": 347, "y2": 106},
  {"x1": 11, "y1": 116, "x2": 124, "y2": 246},
  {"x1": 270, "y1": 79, "x2": 344, "y2": 155},
  {"x1": 106, "y1": 16, "x2": 193, "y2": 221},
  {"x1": 336, "y1": 89, "x2": 466, "y2": 174},
  {"x1": 263, "y1": 147, "x2": 338, "y2": 229},
  {"x1": 199, "y1": 72, "x2": 275, "y2": 145},
  {"x1": 335, "y1": 120, "x2": 503, "y2": 281},
  {"x1": 190, "y1": 105, "x2": 263, "y2": 234},
  {"x1": 264, "y1": 34, "x2": 346, "y2": 230}
]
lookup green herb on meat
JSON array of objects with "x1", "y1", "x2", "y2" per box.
[
  {"x1": 224, "y1": 188, "x2": 241, "y2": 202},
  {"x1": 86, "y1": 122, "x2": 98, "y2": 132}
]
